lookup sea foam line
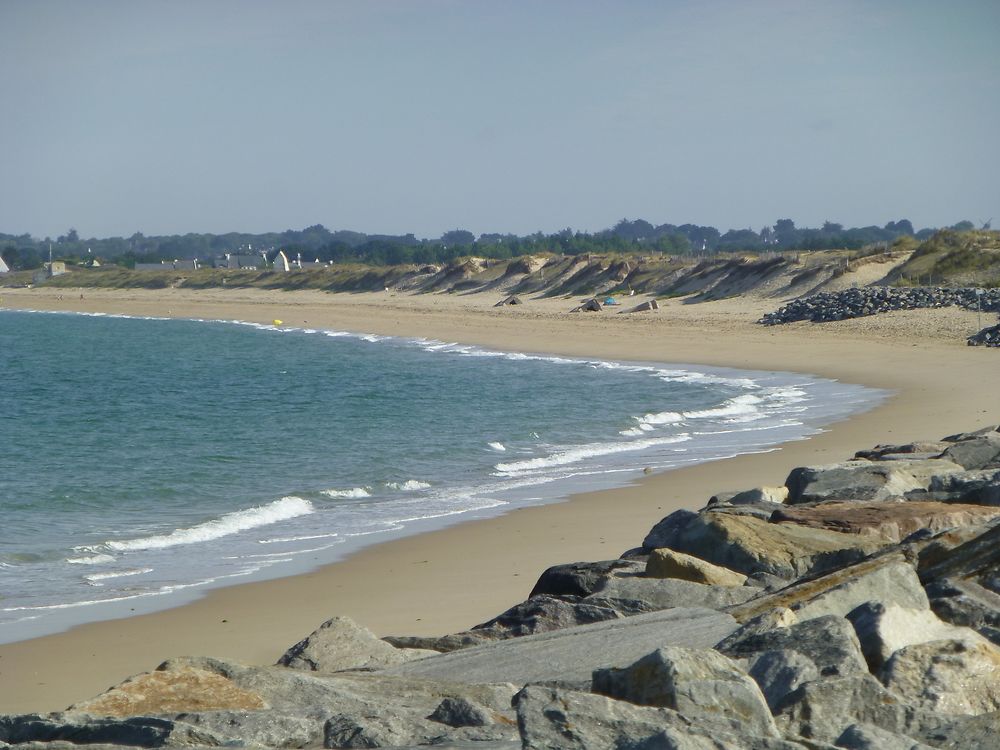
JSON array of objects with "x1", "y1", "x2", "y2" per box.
[{"x1": 96, "y1": 496, "x2": 314, "y2": 552}]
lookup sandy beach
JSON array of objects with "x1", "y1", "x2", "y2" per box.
[{"x1": 0, "y1": 285, "x2": 996, "y2": 714}]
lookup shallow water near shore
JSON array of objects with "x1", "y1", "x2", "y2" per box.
[{"x1": 0, "y1": 309, "x2": 886, "y2": 642}]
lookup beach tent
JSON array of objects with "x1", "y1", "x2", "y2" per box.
[
  {"x1": 603, "y1": 296, "x2": 618, "y2": 305},
  {"x1": 494, "y1": 295, "x2": 523, "y2": 307},
  {"x1": 620, "y1": 299, "x2": 660, "y2": 314},
  {"x1": 0, "y1": 255, "x2": 9, "y2": 273},
  {"x1": 571, "y1": 298, "x2": 603, "y2": 312}
]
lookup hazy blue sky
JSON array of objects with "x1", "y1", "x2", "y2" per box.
[{"x1": 2, "y1": 0, "x2": 997, "y2": 240}]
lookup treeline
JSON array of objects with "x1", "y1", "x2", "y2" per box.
[{"x1": 0, "y1": 218, "x2": 984, "y2": 271}]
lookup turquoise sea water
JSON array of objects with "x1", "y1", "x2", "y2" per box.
[{"x1": 0, "y1": 309, "x2": 886, "y2": 642}]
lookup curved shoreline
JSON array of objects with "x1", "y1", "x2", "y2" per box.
[{"x1": 0, "y1": 287, "x2": 995, "y2": 713}]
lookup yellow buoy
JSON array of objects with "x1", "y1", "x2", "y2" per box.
[{"x1": 273, "y1": 319, "x2": 283, "y2": 326}]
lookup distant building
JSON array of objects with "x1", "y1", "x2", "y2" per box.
[
  {"x1": 134, "y1": 260, "x2": 201, "y2": 271},
  {"x1": 214, "y1": 253, "x2": 263, "y2": 270}
]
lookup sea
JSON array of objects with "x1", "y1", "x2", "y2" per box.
[{"x1": 0, "y1": 309, "x2": 887, "y2": 643}]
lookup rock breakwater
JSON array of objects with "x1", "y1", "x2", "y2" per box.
[
  {"x1": 3, "y1": 426, "x2": 1000, "y2": 748},
  {"x1": 759, "y1": 286, "x2": 1000, "y2": 326}
]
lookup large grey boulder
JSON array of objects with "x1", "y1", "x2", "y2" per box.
[
  {"x1": 168, "y1": 711, "x2": 318, "y2": 748},
  {"x1": 641, "y1": 509, "x2": 886, "y2": 580},
  {"x1": 918, "y1": 522, "x2": 1000, "y2": 641},
  {"x1": 592, "y1": 647, "x2": 778, "y2": 738},
  {"x1": 641, "y1": 509, "x2": 700, "y2": 551},
  {"x1": 717, "y1": 614, "x2": 868, "y2": 679},
  {"x1": 529, "y1": 559, "x2": 645, "y2": 598},
  {"x1": 936, "y1": 432, "x2": 1000, "y2": 470},
  {"x1": 922, "y1": 470, "x2": 1000, "y2": 505},
  {"x1": 745, "y1": 650, "x2": 821, "y2": 712},
  {"x1": 0, "y1": 714, "x2": 223, "y2": 748},
  {"x1": 784, "y1": 459, "x2": 963, "y2": 504},
  {"x1": 727, "y1": 553, "x2": 929, "y2": 624},
  {"x1": 387, "y1": 607, "x2": 739, "y2": 690},
  {"x1": 879, "y1": 638, "x2": 1000, "y2": 715},
  {"x1": 277, "y1": 615, "x2": 433, "y2": 672},
  {"x1": 514, "y1": 685, "x2": 819, "y2": 750},
  {"x1": 846, "y1": 601, "x2": 987, "y2": 671},
  {"x1": 934, "y1": 712, "x2": 1000, "y2": 749},
  {"x1": 61, "y1": 656, "x2": 519, "y2": 748},
  {"x1": 773, "y1": 673, "x2": 949, "y2": 745},
  {"x1": 834, "y1": 723, "x2": 934, "y2": 750},
  {"x1": 585, "y1": 575, "x2": 759, "y2": 611}
]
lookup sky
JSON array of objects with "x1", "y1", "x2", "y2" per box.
[{"x1": 1, "y1": 0, "x2": 997, "y2": 241}]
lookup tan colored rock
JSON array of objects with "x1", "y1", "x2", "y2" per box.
[
  {"x1": 68, "y1": 666, "x2": 267, "y2": 717},
  {"x1": 659, "y1": 511, "x2": 887, "y2": 579},
  {"x1": 771, "y1": 502, "x2": 1000, "y2": 543},
  {"x1": 646, "y1": 548, "x2": 747, "y2": 586},
  {"x1": 847, "y1": 602, "x2": 990, "y2": 671},
  {"x1": 727, "y1": 553, "x2": 928, "y2": 624},
  {"x1": 880, "y1": 638, "x2": 1000, "y2": 715},
  {"x1": 729, "y1": 486, "x2": 790, "y2": 505}
]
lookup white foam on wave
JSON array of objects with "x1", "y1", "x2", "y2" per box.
[
  {"x1": 66, "y1": 553, "x2": 116, "y2": 565},
  {"x1": 683, "y1": 394, "x2": 763, "y2": 420},
  {"x1": 488, "y1": 442, "x2": 506, "y2": 451},
  {"x1": 258, "y1": 531, "x2": 341, "y2": 544},
  {"x1": 101, "y1": 496, "x2": 315, "y2": 552},
  {"x1": 321, "y1": 487, "x2": 371, "y2": 499},
  {"x1": 386, "y1": 480, "x2": 431, "y2": 491},
  {"x1": 495, "y1": 434, "x2": 691, "y2": 475},
  {"x1": 84, "y1": 568, "x2": 153, "y2": 585}
]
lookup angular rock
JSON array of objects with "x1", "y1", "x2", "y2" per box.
[
  {"x1": 922, "y1": 470, "x2": 1000, "y2": 505},
  {"x1": 171, "y1": 711, "x2": 319, "y2": 748},
  {"x1": 277, "y1": 615, "x2": 431, "y2": 672},
  {"x1": 771, "y1": 502, "x2": 1000, "y2": 543},
  {"x1": 918, "y1": 522, "x2": 1000, "y2": 639},
  {"x1": 879, "y1": 638, "x2": 1000, "y2": 715},
  {"x1": 745, "y1": 650, "x2": 821, "y2": 712},
  {"x1": 785, "y1": 459, "x2": 963, "y2": 504},
  {"x1": 937, "y1": 432, "x2": 1000, "y2": 470},
  {"x1": 641, "y1": 509, "x2": 699, "y2": 551},
  {"x1": 646, "y1": 548, "x2": 748, "y2": 586},
  {"x1": 835, "y1": 723, "x2": 934, "y2": 750},
  {"x1": 854, "y1": 442, "x2": 951, "y2": 461},
  {"x1": 727, "y1": 553, "x2": 929, "y2": 623},
  {"x1": 387, "y1": 607, "x2": 739, "y2": 690},
  {"x1": 585, "y1": 575, "x2": 759, "y2": 612},
  {"x1": 934, "y1": 711, "x2": 1000, "y2": 749},
  {"x1": 592, "y1": 647, "x2": 778, "y2": 738},
  {"x1": 924, "y1": 578, "x2": 1000, "y2": 645},
  {"x1": 773, "y1": 673, "x2": 948, "y2": 745},
  {"x1": 528, "y1": 559, "x2": 644, "y2": 598},
  {"x1": 0, "y1": 714, "x2": 222, "y2": 748},
  {"x1": 428, "y1": 697, "x2": 494, "y2": 727},
  {"x1": 514, "y1": 685, "x2": 815, "y2": 750},
  {"x1": 468, "y1": 594, "x2": 625, "y2": 639},
  {"x1": 717, "y1": 614, "x2": 868, "y2": 679},
  {"x1": 643, "y1": 510, "x2": 886, "y2": 580},
  {"x1": 846, "y1": 601, "x2": 987, "y2": 671},
  {"x1": 729, "y1": 486, "x2": 790, "y2": 505},
  {"x1": 67, "y1": 665, "x2": 266, "y2": 717}
]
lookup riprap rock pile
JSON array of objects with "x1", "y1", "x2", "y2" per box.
[
  {"x1": 758, "y1": 286, "x2": 1000, "y2": 325},
  {"x1": 3, "y1": 426, "x2": 1000, "y2": 749}
]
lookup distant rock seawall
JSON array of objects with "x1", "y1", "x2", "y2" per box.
[
  {"x1": 3, "y1": 426, "x2": 1000, "y2": 748},
  {"x1": 758, "y1": 285, "x2": 1000, "y2": 325}
]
